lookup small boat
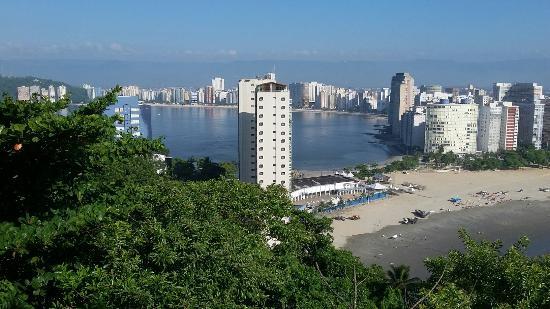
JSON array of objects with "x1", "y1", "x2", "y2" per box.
[{"x1": 413, "y1": 209, "x2": 431, "y2": 218}]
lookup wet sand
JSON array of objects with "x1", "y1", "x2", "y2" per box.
[{"x1": 344, "y1": 200, "x2": 550, "y2": 278}]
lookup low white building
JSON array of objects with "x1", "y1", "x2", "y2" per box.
[{"x1": 291, "y1": 175, "x2": 358, "y2": 201}]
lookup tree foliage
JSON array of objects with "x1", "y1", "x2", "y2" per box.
[
  {"x1": 0, "y1": 90, "x2": 396, "y2": 307},
  {"x1": 423, "y1": 230, "x2": 550, "y2": 308}
]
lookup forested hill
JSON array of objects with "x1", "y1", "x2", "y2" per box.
[{"x1": 0, "y1": 75, "x2": 88, "y2": 103}]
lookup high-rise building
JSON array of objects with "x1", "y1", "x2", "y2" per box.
[
  {"x1": 542, "y1": 99, "x2": 550, "y2": 149},
  {"x1": 289, "y1": 82, "x2": 309, "y2": 108},
  {"x1": 493, "y1": 82, "x2": 512, "y2": 101},
  {"x1": 212, "y1": 77, "x2": 225, "y2": 92},
  {"x1": 420, "y1": 85, "x2": 443, "y2": 94},
  {"x1": 30, "y1": 85, "x2": 40, "y2": 98},
  {"x1": 424, "y1": 102, "x2": 478, "y2": 154},
  {"x1": 504, "y1": 83, "x2": 544, "y2": 149},
  {"x1": 401, "y1": 106, "x2": 426, "y2": 150},
  {"x1": 499, "y1": 102, "x2": 519, "y2": 151},
  {"x1": 477, "y1": 103, "x2": 503, "y2": 153},
  {"x1": 17, "y1": 86, "x2": 30, "y2": 101},
  {"x1": 48, "y1": 85, "x2": 56, "y2": 101},
  {"x1": 205, "y1": 86, "x2": 214, "y2": 104},
  {"x1": 57, "y1": 85, "x2": 67, "y2": 99},
  {"x1": 389, "y1": 73, "x2": 415, "y2": 136},
  {"x1": 105, "y1": 96, "x2": 141, "y2": 137},
  {"x1": 238, "y1": 74, "x2": 291, "y2": 191}
]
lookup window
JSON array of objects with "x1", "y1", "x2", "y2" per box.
[
  {"x1": 281, "y1": 97, "x2": 286, "y2": 101},
  {"x1": 259, "y1": 106, "x2": 263, "y2": 109},
  {"x1": 281, "y1": 156, "x2": 285, "y2": 159},
  {"x1": 281, "y1": 139, "x2": 285, "y2": 143},
  {"x1": 281, "y1": 164, "x2": 286, "y2": 168},
  {"x1": 281, "y1": 148, "x2": 286, "y2": 151},
  {"x1": 259, "y1": 172, "x2": 263, "y2": 175},
  {"x1": 259, "y1": 97, "x2": 263, "y2": 101},
  {"x1": 281, "y1": 106, "x2": 286, "y2": 109},
  {"x1": 281, "y1": 123, "x2": 286, "y2": 126},
  {"x1": 251, "y1": 154, "x2": 255, "y2": 157},
  {"x1": 259, "y1": 180, "x2": 263, "y2": 184},
  {"x1": 259, "y1": 147, "x2": 263, "y2": 151},
  {"x1": 259, "y1": 114, "x2": 263, "y2": 118},
  {"x1": 281, "y1": 115, "x2": 285, "y2": 118},
  {"x1": 250, "y1": 98, "x2": 254, "y2": 100},
  {"x1": 251, "y1": 127, "x2": 255, "y2": 130},
  {"x1": 250, "y1": 133, "x2": 254, "y2": 136},
  {"x1": 259, "y1": 139, "x2": 263, "y2": 143},
  {"x1": 259, "y1": 156, "x2": 263, "y2": 159},
  {"x1": 281, "y1": 132, "x2": 286, "y2": 135},
  {"x1": 281, "y1": 181, "x2": 286, "y2": 184},
  {"x1": 259, "y1": 164, "x2": 263, "y2": 168},
  {"x1": 281, "y1": 172, "x2": 286, "y2": 175},
  {"x1": 259, "y1": 122, "x2": 263, "y2": 126},
  {"x1": 259, "y1": 131, "x2": 263, "y2": 135}
]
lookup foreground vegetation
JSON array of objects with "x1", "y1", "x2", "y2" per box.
[{"x1": 1, "y1": 91, "x2": 549, "y2": 308}]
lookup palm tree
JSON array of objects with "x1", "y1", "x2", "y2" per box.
[{"x1": 387, "y1": 264, "x2": 420, "y2": 307}]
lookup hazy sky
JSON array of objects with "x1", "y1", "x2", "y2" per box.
[{"x1": 3, "y1": 0, "x2": 550, "y2": 62}]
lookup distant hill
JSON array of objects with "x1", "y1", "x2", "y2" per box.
[
  {"x1": 0, "y1": 75, "x2": 88, "y2": 103},
  {"x1": 1, "y1": 58, "x2": 550, "y2": 90}
]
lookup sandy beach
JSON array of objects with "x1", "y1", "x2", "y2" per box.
[{"x1": 331, "y1": 168, "x2": 550, "y2": 248}]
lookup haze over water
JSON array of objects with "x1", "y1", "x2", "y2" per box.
[{"x1": 140, "y1": 105, "x2": 398, "y2": 170}]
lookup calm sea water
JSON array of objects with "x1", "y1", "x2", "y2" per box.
[{"x1": 140, "y1": 105, "x2": 398, "y2": 170}]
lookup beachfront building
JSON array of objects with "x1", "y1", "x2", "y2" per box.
[
  {"x1": 238, "y1": 74, "x2": 292, "y2": 191},
  {"x1": 477, "y1": 101, "x2": 519, "y2": 152},
  {"x1": 503, "y1": 83, "x2": 544, "y2": 149},
  {"x1": 104, "y1": 96, "x2": 141, "y2": 137},
  {"x1": 401, "y1": 106, "x2": 426, "y2": 150},
  {"x1": 290, "y1": 175, "x2": 358, "y2": 202},
  {"x1": 425, "y1": 102, "x2": 478, "y2": 154},
  {"x1": 477, "y1": 103, "x2": 503, "y2": 152},
  {"x1": 542, "y1": 99, "x2": 550, "y2": 149},
  {"x1": 389, "y1": 73, "x2": 415, "y2": 136},
  {"x1": 499, "y1": 102, "x2": 519, "y2": 151}
]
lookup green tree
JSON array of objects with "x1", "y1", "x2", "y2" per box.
[{"x1": 387, "y1": 264, "x2": 420, "y2": 306}]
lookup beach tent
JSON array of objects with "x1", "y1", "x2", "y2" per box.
[{"x1": 449, "y1": 197, "x2": 462, "y2": 203}]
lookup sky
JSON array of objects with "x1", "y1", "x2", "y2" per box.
[{"x1": 2, "y1": 0, "x2": 550, "y2": 62}]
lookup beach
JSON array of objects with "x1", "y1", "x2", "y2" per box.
[
  {"x1": 329, "y1": 168, "x2": 550, "y2": 277},
  {"x1": 346, "y1": 200, "x2": 550, "y2": 278}
]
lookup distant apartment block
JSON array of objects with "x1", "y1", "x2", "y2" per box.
[
  {"x1": 105, "y1": 96, "x2": 141, "y2": 137},
  {"x1": 477, "y1": 102, "x2": 518, "y2": 152},
  {"x1": 389, "y1": 73, "x2": 415, "y2": 136},
  {"x1": 17, "y1": 86, "x2": 30, "y2": 101},
  {"x1": 503, "y1": 83, "x2": 544, "y2": 149},
  {"x1": 425, "y1": 102, "x2": 478, "y2": 154},
  {"x1": 401, "y1": 106, "x2": 426, "y2": 149}
]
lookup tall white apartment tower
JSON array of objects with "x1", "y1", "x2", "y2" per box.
[
  {"x1": 238, "y1": 75, "x2": 292, "y2": 191},
  {"x1": 212, "y1": 77, "x2": 225, "y2": 92}
]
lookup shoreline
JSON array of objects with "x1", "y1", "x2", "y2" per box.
[
  {"x1": 345, "y1": 200, "x2": 550, "y2": 278},
  {"x1": 330, "y1": 168, "x2": 550, "y2": 248},
  {"x1": 141, "y1": 103, "x2": 387, "y2": 119}
]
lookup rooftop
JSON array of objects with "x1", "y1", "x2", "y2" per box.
[{"x1": 292, "y1": 174, "x2": 355, "y2": 190}]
